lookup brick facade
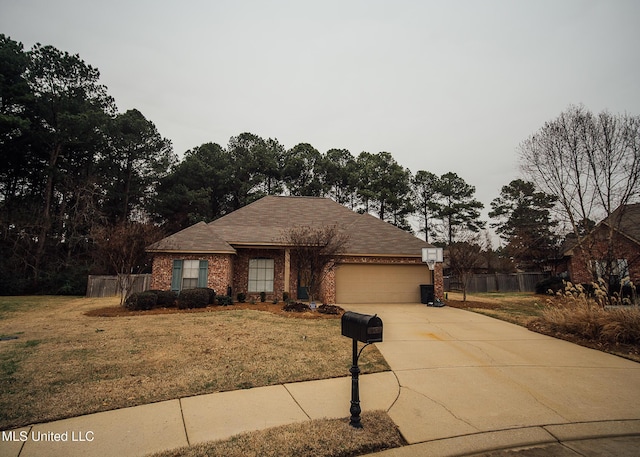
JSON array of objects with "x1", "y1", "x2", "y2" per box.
[
  {"x1": 567, "y1": 230, "x2": 640, "y2": 285},
  {"x1": 150, "y1": 253, "x2": 233, "y2": 295},
  {"x1": 150, "y1": 251, "x2": 445, "y2": 304},
  {"x1": 232, "y1": 248, "x2": 285, "y2": 303}
]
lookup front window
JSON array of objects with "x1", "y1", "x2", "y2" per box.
[
  {"x1": 171, "y1": 259, "x2": 208, "y2": 291},
  {"x1": 182, "y1": 260, "x2": 200, "y2": 289},
  {"x1": 594, "y1": 259, "x2": 630, "y2": 285},
  {"x1": 248, "y1": 258, "x2": 274, "y2": 292}
]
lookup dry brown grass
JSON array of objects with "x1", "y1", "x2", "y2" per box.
[
  {"x1": 147, "y1": 411, "x2": 404, "y2": 457},
  {"x1": 528, "y1": 296, "x2": 640, "y2": 361},
  {"x1": 446, "y1": 291, "x2": 640, "y2": 362},
  {"x1": 0, "y1": 296, "x2": 389, "y2": 430},
  {"x1": 446, "y1": 292, "x2": 545, "y2": 326}
]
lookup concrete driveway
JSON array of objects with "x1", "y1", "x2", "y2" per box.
[{"x1": 345, "y1": 304, "x2": 640, "y2": 447}]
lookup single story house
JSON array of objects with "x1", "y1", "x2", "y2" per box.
[
  {"x1": 562, "y1": 203, "x2": 640, "y2": 286},
  {"x1": 147, "y1": 195, "x2": 443, "y2": 304}
]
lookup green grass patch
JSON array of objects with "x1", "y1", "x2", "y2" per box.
[
  {"x1": 0, "y1": 296, "x2": 77, "y2": 319},
  {"x1": 0, "y1": 340, "x2": 42, "y2": 381}
]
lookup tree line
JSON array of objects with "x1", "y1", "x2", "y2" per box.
[
  {"x1": 5, "y1": 36, "x2": 633, "y2": 296},
  {"x1": 0, "y1": 35, "x2": 499, "y2": 295},
  {"x1": 153, "y1": 137, "x2": 489, "y2": 242}
]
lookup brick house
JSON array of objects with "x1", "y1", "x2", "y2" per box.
[
  {"x1": 562, "y1": 203, "x2": 640, "y2": 286},
  {"x1": 147, "y1": 195, "x2": 443, "y2": 304}
]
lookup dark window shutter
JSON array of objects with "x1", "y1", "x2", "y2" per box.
[
  {"x1": 171, "y1": 260, "x2": 183, "y2": 291},
  {"x1": 198, "y1": 260, "x2": 209, "y2": 288}
]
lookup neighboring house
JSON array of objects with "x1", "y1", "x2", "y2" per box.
[
  {"x1": 147, "y1": 195, "x2": 442, "y2": 304},
  {"x1": 562, "y1": 203, "x2": 640, "y2": 286}
]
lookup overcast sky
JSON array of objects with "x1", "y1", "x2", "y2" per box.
[{"x1": 2, "y1": 0, "x2": 639, "y2": 235}]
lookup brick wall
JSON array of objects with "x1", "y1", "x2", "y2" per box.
[
  {"x1": 151, "y1": 251, "x2": 445, "y2": 303},
  {"x1": 233, "y1": 248, "x2": 285, "y2": 303},
  {"x1": 150, "y1": 253, "x2": 233, "y2": 294},
  {"x1": 569, "y1": 231, "x2": 640, "y2": 284}
]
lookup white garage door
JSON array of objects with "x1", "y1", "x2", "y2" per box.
[{"x1": 335, "y1": 264, "x2": 432, "y2": 304}]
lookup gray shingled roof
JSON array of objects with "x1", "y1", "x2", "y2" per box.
[
  {"x1": 147, "y1": 221, "x2": 235, "y2": 253},
  {"x1": 603, "y1": 203, "x2": 640, "y2": 244},
  {"x1": 148, "y1": 196, "x2": 432, "y2": 256},
  {"x1": 562, "y1": 203, "x2": 640, "y2": 255}
]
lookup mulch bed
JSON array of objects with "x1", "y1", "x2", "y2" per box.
[
  {"x1": 85, "y1": 302, "x2": 343, "y2": 319},
  {"x1": 445, "y1": 300, "x2": 500, "y2": 310}
]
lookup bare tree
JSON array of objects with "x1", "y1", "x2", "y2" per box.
[
  {"x1": 447, "y1": 232, "x2": 486, "y2": 302},
  {"x1": 281, "y1": 225, "x2": 350, "y2": 303},
  {"x1": 91, "y1": 221, "x2": 164, "y2": 304},
  {"x1": 520, "y1": 105, "x2": 640, "y2": 283}
]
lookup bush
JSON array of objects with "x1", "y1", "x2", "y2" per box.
[
  {"x1": 216, "y1": 295, "x2": 233, "y2": 306},
  {"x1": 535, "y1": 276, "x2": 565, "y2": 295},
  {"x1": 124, "y1": 291, "x2": 158, "y2": 311},
  {"x1": 318, "y1": 304, "x2": 344, "y2": 315},
  {"x1": 147, "y1": 290, "x2": 178, "y2": 307},
  {"x1": 283, "y1": 302, "x2": 311, "y2": 313},
  {"x1": 177, "y1": 288, "x2": 210, "y2": 309},
  {"x1": 260, "y1": 291, "x2": 266, "y2": 302},
  {"x1": 237, "y1": 292, "x2": 246, "y2": 303},
  {"x1": 197, "y1": 287, "x2": 216, "y2": 304},
  {"x1": 283, "y1": 292, "x2": 290, "y2": 302}
]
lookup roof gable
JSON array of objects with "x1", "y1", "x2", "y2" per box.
[
  {"x1": 147, "y1": 221, "x2": 235, "y2": 253},
  {"x1": 601, "y1": 203, "x2": 640, "y2": 244},
  {"x1": 562, "y1": 203, "x2": 640, "y2": 255},
  {"x1": 149, "y1": 196, "x2": 432, "y2": 256}
]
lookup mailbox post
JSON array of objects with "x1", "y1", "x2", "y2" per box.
[{"x1": 341, "y1": 311, "x2": 383, "y2": 428}]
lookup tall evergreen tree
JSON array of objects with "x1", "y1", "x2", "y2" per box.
[
  {"x1": 318, "y1": 148, "x2": 358, "y2": 208},
  {"x1": 102, "y1": 109, "x2": 175, "y2": 223},
  {"x1": 23, "y1": 42, "x2": 116, "y2": 286},
  {"x1": 489, "y1": 179, "x2": 558, "y2": 270},
  {"x1": 432, "y1": 172, "x2": 485, "y2": 244},
  {"x1": 152, "y1": 142, "x2": 231, "y2": 232},
  {"x1": 283, "y1": 143, "x2": 324, "y2": 196},
  {"x1": 355, "y1": 152, "x2": 413, "y2": 228},
  {"x1": 412, "y1": 170, "x2": 440, "y2": 243},
  {"x1": 227, "y1": 132, "x2": 269, "y2": 208}
]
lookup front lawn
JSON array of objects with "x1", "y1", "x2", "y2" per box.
[{"x1": 0, "y1": 296, "x2": 389, "y2": 430}]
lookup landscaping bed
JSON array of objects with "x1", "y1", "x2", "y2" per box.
[
  {"x1": 86, "y1": 301, "x2": 342, "y2": 319},
  {"x1": 446, "y1": 291, "x2": 640, "y2": 363}
]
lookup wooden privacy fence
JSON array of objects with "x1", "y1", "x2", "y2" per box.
[
  {"x1": 445, "y1": 272, "x2": 548, "y2": 294},
  {"x1": 86, "y1": 274, "x2": 151, "y2": 298}
]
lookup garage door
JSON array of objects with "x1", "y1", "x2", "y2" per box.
[{"x1": 335, "y1": 264, "x2": 432, "y2": 304}]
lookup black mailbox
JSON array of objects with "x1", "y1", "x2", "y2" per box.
[{"x1": 341, "y1": 311, "x2": 383, "y2": 343}]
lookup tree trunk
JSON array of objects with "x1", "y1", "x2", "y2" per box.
[{"x1": 34, "y1": 143, "x2": 62, "y2": 284}]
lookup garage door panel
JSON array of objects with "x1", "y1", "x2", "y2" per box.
[{"x1": 335, "y1": 264, "x2": 431, "y2": 304}]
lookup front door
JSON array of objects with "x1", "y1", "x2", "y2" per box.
[{"x1": 297, "y1": 268, "x2": 310, "y2": 300}]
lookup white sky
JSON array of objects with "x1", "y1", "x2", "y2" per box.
[{"x1": 2, "y1": 0, "x2": 639, "y2": 234}]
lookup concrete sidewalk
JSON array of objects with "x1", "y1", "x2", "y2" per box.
[
  {"x1": 0, "y1": 372, "x2": 398, "y2": 457},
  {"x1": 2, "y1": 305, "x2": 639, "y2": 456}
]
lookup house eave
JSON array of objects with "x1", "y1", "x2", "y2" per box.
[
  {"x1": 146, "y1": 249, "x2": 237, "y2": 255},
  {"x1": 228, "y1": 242, "x2": 286, "y2": 249},
  {"x1": 340, "y1": 252, "x2": 423, "y2": 258}
]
